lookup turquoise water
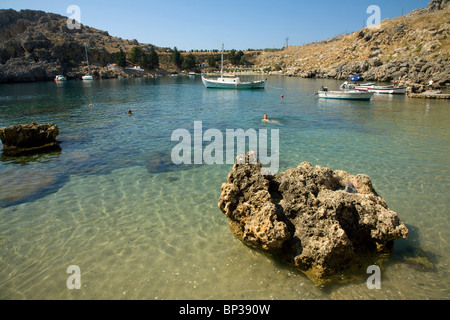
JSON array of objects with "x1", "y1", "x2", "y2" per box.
[{"x1": 0, "y1": 76, "x2": 449, "y2": 299}]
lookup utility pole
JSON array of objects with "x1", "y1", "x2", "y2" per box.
[{"x1": 285, "y1": 37, "x2": 289, "y2": 48}]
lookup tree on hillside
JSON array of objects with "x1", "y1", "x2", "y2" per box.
[
  {"x1": 228, "y1": 49, "x2": 245, "y2": 66},
  {"x1": 207, "y1": 54, "x2": 221, "y2": 68},
  {"x1": 171, "y1": 47, "x2": 183, "y2": 68},
  {"x1": 130, "y1": 46, "x2": 144, "y2": 65},
  {"x1": 142, "y1": 46, "x2": 159, "y2": 69},
  {"x1": 116, "y1": 48, "x2": 127, "y2": 67},
  {"x1": 181, "y1": 53, "x2": 196, "y2": 70},
  {"x1": 147, "y1": 46, "x2": 159, "y2": 69}
]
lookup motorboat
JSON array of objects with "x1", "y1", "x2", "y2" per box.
[
  {"x1": 202, "y1": 44, "x2": 265, "y2": 90},
  {"x1": 317, "y1": 90, "x2": 375, "y2": 100},
  {"x1": 355, "y1": 85, "x2": 407, "y2": 94},
  {"x1": 340, "y1": 81, "x2": 375, "y2": 90}
]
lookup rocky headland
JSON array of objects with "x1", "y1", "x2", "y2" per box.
[
  {"x1": 218, "y1": 152, "x2": 409, "y2": 283},
  {"x1": 0, "y1": 9, "x2": 169, "y2": 82},
  {"x1": 253, "y1": 0, "x2": 449, "y2": 93}
]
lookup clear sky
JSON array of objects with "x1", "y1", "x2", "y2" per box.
[{"x1": 1, "y1": 0, "x2": 431, "y2": 51}]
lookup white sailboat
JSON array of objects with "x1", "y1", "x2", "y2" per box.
[
  {"x1": 202, "y1": 44, "x2": 265, "y2": 89},
  {"x1": 82, "y1": 44, "x2": 94, "y2": 80}
]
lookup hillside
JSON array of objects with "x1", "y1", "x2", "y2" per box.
[
  {"x1": 0, "y1": 9, "x2": 168, "y2": 82},
  {"x1": 253, "y1": 0, "x2": 449, "y2": 92}
]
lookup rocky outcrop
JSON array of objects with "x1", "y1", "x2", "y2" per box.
[
  {"x1": 218, "y1": 152, "x2": 409, "y2": 283},
  {"x1": 0, "y1": 122, "x2": 60, "y2": 155}
]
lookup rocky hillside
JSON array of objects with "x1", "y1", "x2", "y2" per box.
[
  {"x1": 0, "y1": 9, "x2": 164, "y2": 82},
  {"x1": 254, "y1": 0, "x2": 449, "y2": 92}
]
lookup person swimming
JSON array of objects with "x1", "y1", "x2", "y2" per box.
[
  {"x1": 127, "y1": 110, "x2": 132, "y2": 116},
  {"x1": 262, "y1": 113, "x2": 279, "y2": 123}
]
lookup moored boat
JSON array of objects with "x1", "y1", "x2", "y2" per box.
[
  {"x1": 126, "y1": 66, "x2": 145, "y2": 72},
  {"x1": 54, "y1": 75, "x2": 67, "y2": 82},
  {"x1": 355, "y1": 85, "x2": 407, "y2": 94},
  {"x1": 202, "y1": 44, "x2": 265, "y2": 90},
  {"x1": 317, "y1": 90, "x2": 375, "y2": 101},
  {"x1": 202, "y1": 75, "x2": 265, "y2": 89},
  {"x1": 82, "y1": 44, "x2": 94, "y2": 80}
]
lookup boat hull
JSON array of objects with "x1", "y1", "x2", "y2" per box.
[
  {"x1": 82, "y1": 75, "x2": 94, "y2": 80},
  {"x1": 318, "y1": 90, "x2": 375, "y2": 101},
  {"x1": 202, "y1": 76, "x2": 265, "y2": 89},
  {"x1": 355, "y1": 86, "x2": 407, "y2": 94}
]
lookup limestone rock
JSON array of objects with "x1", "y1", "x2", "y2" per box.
[
  {"x1": 0, "y1": 122, "x2": 60, "y2": 155},
  {"x1": 218, "y1": 152, "x2": 409, "y2": 282}
]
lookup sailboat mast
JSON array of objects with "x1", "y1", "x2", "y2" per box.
[
  {"x1": 221, "y1": 43, "x2": 224, "y2": 78},
  {"x1": 85, "y1": 44, "x2": 90, "y2": 74}
]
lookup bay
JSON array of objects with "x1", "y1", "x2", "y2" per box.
[{"x1": 0, "y1": 76, "x2": 449, "y2": 299}]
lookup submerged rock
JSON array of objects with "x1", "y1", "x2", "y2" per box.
[
  {"x1": 0, "y1": 122, "x2": 60, "y2": 156},
  {"x1": 0, "y1": 167, "x2": 67, "y2": 207},
  {"x1": 145, "y1": 151, "x2": 196, "y2": 174},
  {"x1": 218, "y1": 151, "x2": 409, "y2": 283}
]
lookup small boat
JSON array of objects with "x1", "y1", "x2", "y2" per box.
[
  {"x1": 340, "y1": 81, "x2": 375, "y2": 90},
  {"x1": 189, "y1": 72, "x2": 196, "y2": 77},
  {"x1": 355, "y1": 85, "x2": 407, "y2": 94},
  {"x1": 317, "y1": 90, "x2": 375, "y2": 101},
  {"x1": 82, "y1": 44, "x2": 94, "y2": 80},
  {"x1": 54, "y1": 75, "x2": 67, "y2": 82},
  {"x1": 126, "y1": 66, "x2": 145, "y2": 72},
  {"x1": 202, "y1": 44, "x2": 265, "y2": 90}
]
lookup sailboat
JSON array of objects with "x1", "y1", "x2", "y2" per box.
[
  {"x1": 82, "y1": 44, "x2": 94, "y2": 80},
  {"x1": 201, "y1": 44, "x2": 265, "y2": 89}
]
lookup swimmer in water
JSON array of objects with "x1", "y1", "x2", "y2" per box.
[
  {"x1": 127, "y1": 110, "x2": 132, "y2": 116},
  {"x1": 262, "y1": 113, "x2": 279, "y2": 124}
]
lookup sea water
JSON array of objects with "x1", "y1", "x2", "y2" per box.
[{"x1": 0, "y1": 76, "x2": 449, "y2": 299}]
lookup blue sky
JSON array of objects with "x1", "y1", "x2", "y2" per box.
[{"x1": 2, "y1": 0, "x2": 431, "y2": 50}]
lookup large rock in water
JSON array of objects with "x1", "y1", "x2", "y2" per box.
[
  {"x1": 0, "y1": 122, "x2": 60, "y2": 155},
  {"x1": 218, "y1": 151, "x2": 409, "y2": 282}
]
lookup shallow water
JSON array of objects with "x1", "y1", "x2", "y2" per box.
[{"x1": 0, "y1": 76, "x2": 449, "y2": 299}]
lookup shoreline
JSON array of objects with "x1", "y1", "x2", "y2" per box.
[{"x1": 3, "y1": 72, "x2": 448, "y2": 99}]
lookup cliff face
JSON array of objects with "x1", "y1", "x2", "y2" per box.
[
  {"x1": 0, "y1": 9, "x2": 158, "y2": 82},
  {"x1": 254, "y1": 0, "x2": 449, "y2": 92}
]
